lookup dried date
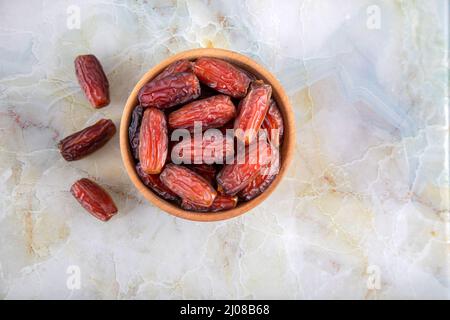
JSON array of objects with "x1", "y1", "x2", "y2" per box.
[
  {"x1": 216, "y1": 140, "x2": 273, "y2": 195},
  {"x1": 261, "y1": 99, "x2": 284, "y2": 147},
  {"x1": 71, "y1": 178, "x2": 118, "y2": 221},
  {"x1": 238, "y1": 147, "x2": 280, "y2": 201},
  {"x1": 160, "y1": 164, "x2": 217, "y2": 207},
  {"x1": 138, "y1": 72, "x2": 200, "y2": 109},
  {"x1": 139, "y1": 108, "x2": 168, "y2": 174},
  {"x1": 168, "y1": 95, "x2": 236, "y2": 131},
  {"x1": 154, "y1": 59, "x2": 193, "y2": 81},
  {"x1": 234, "y1": 80, "x2": 272, "y2": 144},
  {"x1": 181, "y1": 194, "x2": 238, "y2": 212},
  {"x1": 129, "y1": 105, "x2": 144, "y2": 160},
  {"x1": 171, "y1": 134, "x2": 234, "y2": 164},
  {"x1": 58, "y1": 119, "x2": 116, "y2": 161},
  {"x1": 193, "y1": 57, "x2": 251, "y2": 98},
  {"x1": 75, "y1": 55, "x2": 110, "y2": 108}
]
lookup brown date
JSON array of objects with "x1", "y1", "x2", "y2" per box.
[
  {"x1": 193, "y1": 57, "x2": 251, "y2": 98},
  {"x1": 168, "y1": 95, "x2": 236, "y2": 131},
  {"x1": 234, "y1": 80, "x2": 272, "y2": 145},
  {"x1": 75, "y1": 55, "x2": 110, "y2": 108},
  {"x1": 171, "y1": 134, "x2": 234, "y2": 164},
  {"x1": 139, "y1": 108, "x2": 168, "y2": 174},
  {"x1": 261, "y1": 99, "x2": 284, "y2": 147},
  {"x1": 216, "y1": 140, "x2": 273, "y2": 195},
  {"x1": 238, "y1": 147, "x2": 280, "y2": 201},
  {"x1": 58, "y1": 119, "x2": 116, "y2": 161},
  {"x1": 70, "y1": 178, "x2": 118, "y2": 221},
  {"x1": 138, "y1": 72, "x2": 200, "y2": 109},
  {"x1": 238, "y1": 170, "x2": 276, "y2": 201},
  {"x1": 154, "y1": 59, "x2": 193, "y2": 81},
  {"x1": 129, "y1": 105, "x2": 144, "y2": 160},
  {"x1": 135, "y1": 163, "x2": 178, "y2": 201},
  {"x1": 160, "y1": 164, "x2": 217, "y2": 207},
  {"x1": 181, "y1": 194, "x2": 238, "y2": 212}
]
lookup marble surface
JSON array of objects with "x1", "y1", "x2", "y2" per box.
[{"x1": 0, "y1": 0, "x2": 448, "y2": 299}]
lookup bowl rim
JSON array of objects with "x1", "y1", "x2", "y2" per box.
[{"x1": 120, "y1": 48, "x2": 295, "y2": 222}]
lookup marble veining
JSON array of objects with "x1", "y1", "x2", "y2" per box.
[{"x1": 0, "y1": 0, "x2": 448, "y2": 299}]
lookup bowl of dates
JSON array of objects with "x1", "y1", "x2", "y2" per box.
[{"x1": 120, "y1": 48, "x2": 295, "y2": 221}]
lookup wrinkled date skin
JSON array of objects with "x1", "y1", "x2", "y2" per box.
[
  {"x1": 129, "y1": 105, "x2": 144, "y2": 160},
  {"x1": 135, "y1": 163, "x2": 178, "y2": 201},
  {"x1": 138, "y1": 72, "x2": 200, "y2": 109},
  {"x1": 168, "y1": 95, "x2": 236, "y2": 131},
  {"x1": 234, "y1": 80, "x2": 272, "y2": 145},
  {"x1": 261, "y1": 99, "x2": 284, "y2": 147},
  {"x1": 238, "y1": 171, "x2": 276, "y2": 201},
  {"x1": 160, "y1": 164, "x2": 217, "y2": 207},
  {"x1": 181, "y1": 194, "x2": 238, "y2": 212},
  {"x1": 238, "y1": 148, "x2": 280, "y2": 201},
  {"x1": 71, "y1": 178, "x2": 118, "y2": 221},
  {"x1": 139, "y1": 108, "x2": 168, "y2": 174},
  {"x1": 172, "y1": 134, "x2": 234, "y2": 164},
  {"x1": 58, "y1": 119, "x2": 116, "y2": 161},
  {"x1": 154, "y1": 59, "x2": 193, "y2": 81},
  {"x1": 186, "y1": 164, "x2": 217, "y2": 185},
  {"x1": 75, "y1": 55, "x2": 110, "y2": 108},
  {"x1": 217, "y1": 140, "x2": 273, "y2": 195},
  {"x1": 193, "y1": 57, "x2": 252, "y2": 98}
]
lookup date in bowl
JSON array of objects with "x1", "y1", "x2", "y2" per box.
[{"x1": 120, "y1": 48, "x2": 295, "y2": 221}]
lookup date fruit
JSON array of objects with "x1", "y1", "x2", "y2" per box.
[
  {"x1": 135, "y1": 163, "x2": 178, "y2": 201},
  {"x1": 160, "y1": 164, "x2": 217, "y2": 207},
  {"x1": 261, "y1": 99, "x2": 284, "y2": 147},
  {"x1": 238, "y1": 147, "x2": 280, "y2": 201},
  {"x1": 71, "y1": 178, "x2": 118, "y2": 221},
  {"x1": 193, "y1": 57, "x2": 251, "y2": 98},
  {"x1": 129, "y1": 105, "x2": 144, "y2": 160},
  {"x1": 216, "y1": 140, "x2": 273, "y2": 195},
  {"x1": 75, "y1": 55, "x2": 110, "y2": 108},
  {"x1": 234, "y1": 80, "x2": 272, "y2": 144},
  {"x1": 172, "y1": 134, "x2": 234, "y2": 164},
  {"x1": 168, "y1": 95, "x2": 236, "y2": 131},
  {"x1": 181, "y1": 194, "x2": 238, "y2": 212},
  {"x1": 139, "y1": 108, "x2": 168, "y2": 174},
  {"x1": 58, "y1": 119, "x2": 116, "y2": 161},
  {"x1": 154, "y1": 59, "x2": 193, "y2": 81},
  {"x1": 138, "y1": 72, "x2": 200, "y2": 109}
]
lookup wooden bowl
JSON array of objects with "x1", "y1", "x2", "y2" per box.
[{"x1": 120, "y1": 48, "x2": 295, "y2": 221}]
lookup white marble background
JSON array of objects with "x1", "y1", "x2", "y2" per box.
[{"x1": 0, "y1": 0, "x2": 448, "y2": 299}]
